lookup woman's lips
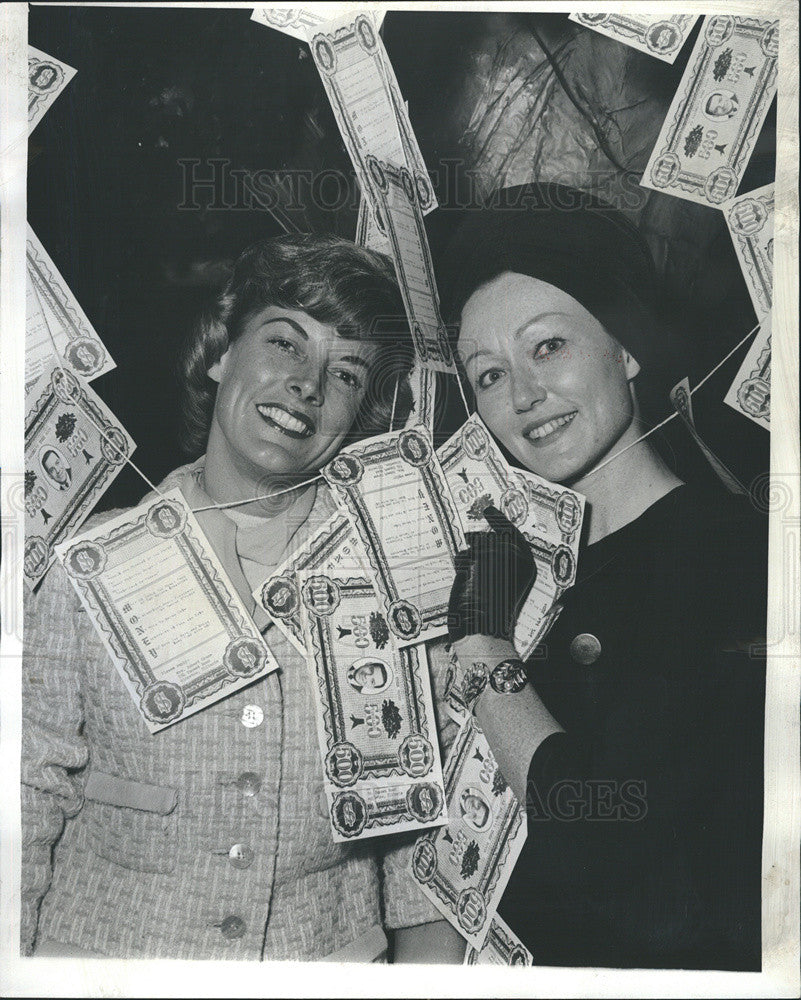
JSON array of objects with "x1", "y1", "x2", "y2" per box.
[
  {"x1": 523, "y1": 411, "x2": 577, "y2": 444},
  {"x1": 255, "y1": 403, "x2": 315, "y2": 439}
]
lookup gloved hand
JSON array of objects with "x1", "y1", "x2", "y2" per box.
[{"x1": 447, "y1": 505, "x2": 537, "y2": 646}]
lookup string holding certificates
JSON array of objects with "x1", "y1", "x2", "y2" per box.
[{"x1": 55, "y1": 489, "x2": 278, "y2": 733}]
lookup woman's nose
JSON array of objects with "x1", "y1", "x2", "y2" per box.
[
  {"x1": 286, "y1": 365, "x2": 324, "y2": 405},
  {"x1": 510, "y1": 371, "x2": 546, "y2": 413}
]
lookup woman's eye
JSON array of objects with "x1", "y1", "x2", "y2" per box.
[
  {"x1": 330, "y1": 368, "x2": 363, "y2": 391},
  {"x1": 476, "y1": 368, "x2": 504, "y2": 390},
  {"x1": 268, "y1": 337, "x2": 299, "y2": 355},
  {"x1": 533, "y1": 337, "x2": 565, "y2": 360}
]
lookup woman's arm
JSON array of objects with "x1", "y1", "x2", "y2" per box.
[{"x1": 393, "y1": 920, "x2": 466, "y2": 964}]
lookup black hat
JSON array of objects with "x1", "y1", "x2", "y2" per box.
[{"x1": 434, "y1": 182, "x2": 662, "y2": 369}]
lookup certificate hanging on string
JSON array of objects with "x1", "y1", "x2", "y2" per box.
[{"x1": 55, "y1": 489, "x2": 278, "y2": 732}]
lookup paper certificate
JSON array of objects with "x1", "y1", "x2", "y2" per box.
[
  {"x1": 322, "y1": 427, "x2": 465, "y2": 647},
  {"x1": 366, "y1": 157, "x2": 456, "y2": 373},
  {"x1": 253, "y1": 511, "x2": 368, "y2": 656},
  {"x1": 724, "y1": 318, "x2": 771, "y2": 430},
  {"x1": 297, "y1": 570, "x2": 446, "y2": 842},
  {"x1": 724, "y1": 183, "x2": 774, "y2": 321},
  {"x1": 670, "y1": 378, "x2": 747, "y2": 492},
  {"x1": 569, "y1": 13, "x2": 699, "y2": 64},
  {"x1": 307, "y1": 12, "x2": 436, "y2": 216},
  {"x1": 251, "y1": 6, "x2": 386, "y2": 42},
  {"x1": 438, "y1": 415, "x2": 584, "y2": 659},
  {"x1": 405, "y1": 360, "x2": 436, "y2": 431},
  {"x1": 29, "y1": 46, "x2": 77, "y2": 135},
  {"x1": 355, "y1": 190, "x2": 391, "y2": 256},
  {"x1": 24, "y1": 365, "x2": 135, "y2": 589},
  {"x1": 27, "y1": 224, "x2": 116, "y2": 390},
  {"x1": 55, "y1": 489, "x2": 278, "y2": 733},
  {"x1": 410, "y1": 717, "x2": 527, "y2": 949},
  {"x1": 641, "y1": 16, "x2": 779, "y2": 207},
  {"x1": 464, "y1": 914, "x2": 533, "y2": 966}
]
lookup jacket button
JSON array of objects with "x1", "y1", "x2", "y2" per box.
[
  {"x1": 241, "y1": 705, "x2": 264, "y2": 728},
  {"x1": 569, "y1": 633, "x2": 602, "y2": 665},
  {"x1": 236, "y1": 772, "x2": 262, "y2": 796},
  {"x1": 228, "y1": 844, "x2": 254, "y2": 869},
  {"x1": 220, "y1": 915, "x2": 246, "y2": 939}
]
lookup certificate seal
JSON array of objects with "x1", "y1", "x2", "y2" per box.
[
  {"x1": 737, "y1": 377, "x2": 770, "y2": 420},
  {"x1": 65, "y1": 338, "x2": 105, "y2": 377},
  {"x1": 224, "y1": 637, "x2": 266, "y2": 679},
  {"x1": 760, "y1": 22, "x2": 779, "y2": 58},
  {"x1": 388, "y1": 600, "x2": 422, "y2": 640},
  {"x1": 261, "y1": 575, "x2": 300, "y2": 619},
  {"x1": 398, "y1": 734, "x2": 434, "y2": 777},
  {"x1": 415, "y1": 171, "x2": 432, "y2": 211},
  {"x1": 100, "y1": 426, "x2": 129, "y2": 465},
  {"x1": 407, "y1": 782, "x2": 443, "y2": 823},
  {"x1": 411, "y1": 838, "x2": 438, "y2": 883},
  {"x1": 412, "y1": 322, "x2": 428, "y2": 362},
  {"x1": 324, "y1": 453, "x2": 364, "y2": 487},
  {"x1": 728, "y1": 197, "x2": 768, "y2": 237},
  {"x1": 301, "y1": 575, "x2": 341, "y2": 616},
  {"x1": 366, "y1": 155, "x2": 388, "y2": 194},
  {"x1": 399, "y1": 166, "x2": 415, "y2": 204},
  {"x1": 704, "y1": 15, "x2": 735, "y2": 47},
  {"x1": 456, "y1": 887, "x2": 487, "y2": 935},
  {"x1": 500, "y1": 487, "x2": 528, "y2": 526},
  {"x1": 551, "y1": 544, "x2": 576, "y2": 587},
  {"x1": 326, "y1": 742, "x2": 364, "y2": 787},
  {"x1": 576, "y1": 13, "x2": 609, "y2": 26},
  {"x1": 460, "y1": 421, "x2": 489, "y2": 461},
  {"x1": 51, "y1": 367, "x2": 80, "y2": 404},
  {"x1": 312, "y1": 36, "x2": 337, "y2": 75},
  {"x1": 29, "y1": 60, "x2": 64, "y2": 95},
  {"x1": 396, "y1": 428, "x2": 431, "y2": 467},
  {"x1": 141, "y1": 681, "x2": 185, "y2": 725},
  {"x1": 63, "y1": 541, "x2": 107, "y2": 580},
  {"x1": 24, "y1": 537, "x2": 50, "y2": 580},
  {"x1": 645, "y1": 22, "x2": 681, "y2": 56},
  {"x1": 705, "y1": 167, "x2": 738, "y2": 205},
  {"x1": 355, "y1": 14, "x2": 377, "y2": 52},
  {"x1": 145, "y1": 499, "x2": 186, "y2": 538},
  {"x1": 555, "y1": 491, "x2": 581, "y2": 534},
  {"x1": 649, "y1": 152, "x2": 680, "y2": 189},
  {"x1": 331, "y1": 790, "x2": 367, "y2": 838},
  {"x1": 508, "y1": 945, "x2": 529, "y2": 965}
]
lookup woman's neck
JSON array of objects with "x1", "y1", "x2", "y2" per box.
[{"x1": 570, "y1": 431, "x2": 683, "y2": 545}]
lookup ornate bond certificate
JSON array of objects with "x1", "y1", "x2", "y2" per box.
[
  {"x1": 55, "y1": 489, "x2": 278, "y2": 733},
  {"x1": 725, "y1": 182, "x2": 774, "y2": 321},
  {"x1": 251, "y1": 6, "x2": 386, "y2": 42},
  {"x1": 322, "y1": 427, "x2": 465, "y2": 647},
  {"x1": 297, "y1": 570, "x2": 446, "y2": 842},
  {"x1": 670, "y1": 377, "x2": 748, "y2": 491},
  {"x1": 28, "y1": 45, "x2": 77, "y2": 135},
  {"x1": 464, "y1": 914, "x2": 533, "y2": 965},
  {"x1": 641, "y1": 16, "x2": 779, "y2": 206},
  {"x1": 367, "y1": 156, "x2": 456, "y2": 373},
  {"x1": 27, "y1": 224, "x2": 116, "y2": 390},
  {"x1": 438, "y1": 415, "x2": 584, "y2": 659},
  {"x1": 724, "y1": 318, "x2": 771, "y2": 430},
  {"x1": 410, "y1": 717, "x2": 527, "y2": 949},
  {"x1": 253, "y1": 512, "x2": 368, "y2": 656},
  {"x1": 24, "y1": 365, "x2": 134, "y2": 589},
  {"x1": 568, "y1": 13, "x2": 699, "y2": 64},
  {"x1": 307, "y1": 12, "x2": 436, "y2": 215}
]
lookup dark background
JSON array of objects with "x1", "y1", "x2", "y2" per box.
[{"x1": 28, "y1": 5, "x2": 775, "y2": 511}]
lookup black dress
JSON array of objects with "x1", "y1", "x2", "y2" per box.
[{"x1": 499, "y1": 484, "x2": 767, "y2": 970}]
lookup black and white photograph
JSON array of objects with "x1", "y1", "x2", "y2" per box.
[{"x1": 0, "y1": 2, "x2": 798, "y2": 997}]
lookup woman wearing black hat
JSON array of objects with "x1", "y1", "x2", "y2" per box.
[{"x1": 443, "y1": 185, "x2": 766, "y2": 970}]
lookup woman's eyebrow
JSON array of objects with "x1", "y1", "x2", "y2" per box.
[
  {"x1": 513, "y1": 311, "x2": 573, "y2": 338},
  {"x1": 337, "y1": 354, "x2": 371, "y2": 370},
  {"x1": 259, "y1": 317, "x2": 309, "y2": 339}
]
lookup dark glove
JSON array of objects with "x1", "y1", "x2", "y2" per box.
[{"x1": 448, "y1": 505, "x2": 537, "y2": 646}]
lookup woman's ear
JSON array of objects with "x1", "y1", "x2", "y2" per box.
[
  {"x1": 623, "y1": 349, "x2": 641, "y2": 381},
  {"x1": 207, "y1": 347, "x2": 230, "y2": 384}
]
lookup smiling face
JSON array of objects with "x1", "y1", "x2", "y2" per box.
[
  {"x1": 458, "y1": 272, "x2": 640, "y2": 485},
  {"x1": 207, "y1": 306, "x2": 377, "y2": 487}
]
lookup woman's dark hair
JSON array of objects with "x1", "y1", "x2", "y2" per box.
[{"x1": 177, "y1": 233, "x2": 414, "y2": 457}]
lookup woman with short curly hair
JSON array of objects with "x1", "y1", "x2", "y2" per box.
[{"x1": 22, "y1": 233, "x2": 461, "y2": 962}]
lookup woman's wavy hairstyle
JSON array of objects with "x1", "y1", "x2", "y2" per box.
[{"x1": 177, "y1": 233, "x2": 414, "y2": 458}]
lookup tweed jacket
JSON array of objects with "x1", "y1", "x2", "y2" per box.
[{"x1": 21, "y1": 460, "x2": 450, "y2": 961}]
